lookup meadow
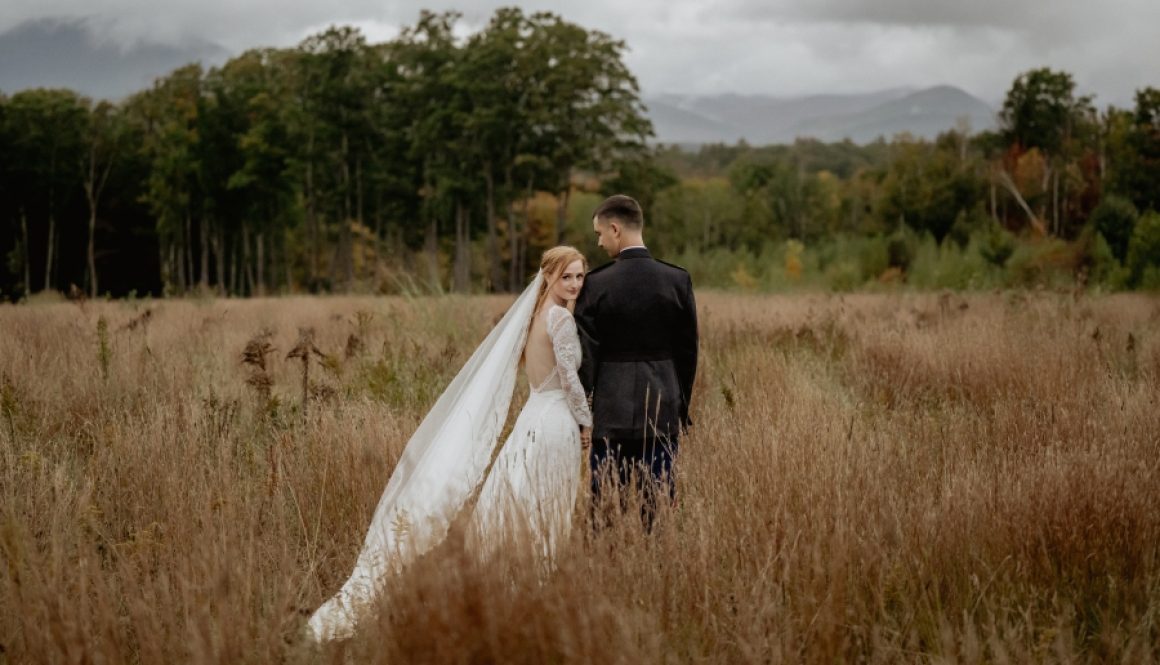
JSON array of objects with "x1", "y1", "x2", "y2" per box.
[{"x1": 1, "y1": 289, "x2": 1159, "y2": 663}]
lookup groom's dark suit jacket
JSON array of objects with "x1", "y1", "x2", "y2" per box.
[{"x1": 575, "y1": 247, "x2": 698, "y2": 444}]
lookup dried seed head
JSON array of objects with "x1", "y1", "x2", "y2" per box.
[
  {"x1": 242, "y1": 329, "x2": 276, "y2": 371},
  {"x1": 286, "y1": 327, "x2": 320, "y2": 361}
]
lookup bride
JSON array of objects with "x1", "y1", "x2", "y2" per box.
[{"x1": 307, "y1": 246, "x2": 593, "y2": 642}]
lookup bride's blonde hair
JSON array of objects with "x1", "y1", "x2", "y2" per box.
[{"x1": 534, "y1": 246, "x2": 587, "y2": 316}]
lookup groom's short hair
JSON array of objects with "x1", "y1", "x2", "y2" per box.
[{"x1": 594, "y1": 194, "x2": 644, "y2": 230}]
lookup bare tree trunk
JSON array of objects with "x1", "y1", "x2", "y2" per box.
[
  {"x1": 520, "y1": 177, "x2": 534, "y2": 288},
  {"x1": 214, "y1": 228, "x2": 225, "y2": 295},
  {"x1": 373, "y1": 200, "x2": 384, "y2": 291},
  {"x1": 84, "y1": 121, "x2": 116, "y2": 297},
  {"x1": 87, "y1": 208, "x2": 98, "y2": 297},
  {"x1": 242, "y1": 223, "x2": 253, "y2": 297},
  {"x1": 166, "y1": 242, "x2": 178, "y2": 295},
  {"x1": 284, "y1": 239, "x2": 293, "y2": 294},
  {"x1": 20, "y1": 209, "x2": 30, "y2": 294},
  {"x1": 507, "y1": 203, "x2": 519, "y2": 292},
  {"x1": 484, "y1": 167, "x2": 501, "y2": 292},
  {"x1": 87, "y1": 208, "x2": 99, "y2": 297},
  {"x1": 1052, "y1": 170, "x2": 1060, "y2": 236},
  {"x1": 453, "y1": 202, "x2": 471, "y2": 293},
  {"x1": 1039, "y1": 164, "x2": 1052, "y2": 227},
  {"x1": 555, "y1": 184, "x2": 571, "y2": 246},
  {"x1": 306, "y1": 130, "x2": 319, "y2": 284},
  {"x1": 159, "y1": 241, "x2": 169, "y2": 295},
  {"x1": 200, "y1": 216, "x2": 210, "y2": 290},
  {"x1": 996, "y1": 170, "x2": 1047, "y2": 235},
  {"x1": 44, "y1": 167, "x2": 56, "y2": 291},
  {"x1": 228, "y1": 234, "x2": 238, "y2": 296},
  {"x1": 354, "y1": 157, "x2": 363, "y2": 285},
  {"x1": 332, "y1": 134, "x2": 353, "y2": 291},
  {"x1": 990, "y1": 177, "x2": 998, "y2": 224},
  {"x1": 257, "y1": 232, "x2": 266, "y2": 296},
  {"x1": 176, "y1": 235, "x2": 187, "y2": 293},
  {"x1": 185, "y1": 211, "x2": 195, "y2": 291},
  {"x1": 44, "y1": 213, "x2": 55, "y2": 292},
  {"x1": 426, "y1": 209, "x2": 440, "y2": 292}
]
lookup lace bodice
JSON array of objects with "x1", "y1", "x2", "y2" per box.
[{"x1": 532, "y1": 306, "x2": 592, "y2": 428}]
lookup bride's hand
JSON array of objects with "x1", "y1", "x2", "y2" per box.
[{"x1": 580, "y1": 426, "x2": 592, "y2": 450}]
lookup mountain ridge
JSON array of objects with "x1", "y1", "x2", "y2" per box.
[
  {"x1": 645, "y1": 85, "x2": 996, "y2": 146},
  {"x1": 1, "y1": 18, "x2": 997, "y2": 145}
]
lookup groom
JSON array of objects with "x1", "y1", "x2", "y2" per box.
[{"x1": 575, "y1": 194, "x2": 698, "y2": 526}]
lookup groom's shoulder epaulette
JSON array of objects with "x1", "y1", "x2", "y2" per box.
[
  {"x1": 656, "y1": 259, "x2": 689, "y2": 274},
  {"x1": 586, "y1": 261, "x2": 615, "y2": 278}
]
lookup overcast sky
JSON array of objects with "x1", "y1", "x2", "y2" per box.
[{"x1": 2, "y1": 0, "x2": 1158, "y2": 106}]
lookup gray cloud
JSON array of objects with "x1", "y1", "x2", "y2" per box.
[{"x1": 1, "y1": 0, "x2": 1156, "y2": 106}]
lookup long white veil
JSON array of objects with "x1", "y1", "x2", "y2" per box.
[{"x1": 308, "y1": 273, "x2": 543, "y2": 641}]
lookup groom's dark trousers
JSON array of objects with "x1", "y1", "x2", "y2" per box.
[{"x1": 589, "y1": 436, "x2": 678, "y2": 529}]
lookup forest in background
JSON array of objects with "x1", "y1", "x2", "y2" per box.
[{"x1": 1, "y1": 7, "x2": 1159, "y2": 300}]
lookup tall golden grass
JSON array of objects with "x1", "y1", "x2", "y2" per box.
[{"x1": 2, "y1": 290, "x2": 1159, "y2": 663}]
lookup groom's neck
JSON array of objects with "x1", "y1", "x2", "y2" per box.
[{"x1": 617, "y1": 233, "x2": 645, "y2": 253}]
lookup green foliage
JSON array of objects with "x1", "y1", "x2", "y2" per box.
[
  {"x1": 824, "y1": 259, "x2": 863, "y2": 292},
  {"x1": 875, "y1": 138, "x2": 984, "y2": 243},
  {"x1": 886, "y1": 228, "x2": 917, "y2": 272},
  {"x1": 3, "y1": 45, "x2": 1160, "y2": 297},
  {"x1": 1074, "y1": 225, "x2": 1120, "y2": 286},
  {"x1": 999, "y1": 68, "x2": 1094, "y2": 156},
  {"x1": 1126, "y1": 211, "x2": 1160, "y2": 288},
  {"x1": 1088, "y1": 195, "x2": 1139, "y2": 262},
  {"x1": 979, "y1": 223, "x2": 1017, "y2": 268},
  {"x1": 1005, "y1": 238, "x2": 1081, "y2": 288},
  {"x1": 1116, "y1": 88, "x2": 1160, "y2": 213},
  {"x1": 1, "y1": 88, "x2": 90, "y2": 293},
  {"x1": 906, "y1": 234, "x2": 994, "y2": 290}
]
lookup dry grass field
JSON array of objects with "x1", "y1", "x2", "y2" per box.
[{"x1": 2, "y1": 290, "x2": 1159, "y2": 663}]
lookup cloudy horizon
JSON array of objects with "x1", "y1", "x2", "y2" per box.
[{"x1": 2, "y1": 0, "x2": 1158, "y2": 107}]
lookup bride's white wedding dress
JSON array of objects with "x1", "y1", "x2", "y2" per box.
[
  {"x1": 307, "y1": 275, "x2": 591, "y2": 641},
  {"x1": 471, "y1": 305, "x2": 592, "y2": 561}
]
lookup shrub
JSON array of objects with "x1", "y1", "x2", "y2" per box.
[
  {"x1": 1005, "y1": 238, "x2": 1078, "y2": 288},
  {"x1": 886, "y1": 228, "x2": 916, "y2": 272},
  {"x1": 1089, "y1": 195, "x2": 1139, "y2": 263},
  {"x1": 1073, "y1": 226, "x2": 1120, "y2": 287},
  {"x1": 906, "y1": 233, "x2": 988, "y2": 289},
  {"x1": 1126, "y1": 210, "x2": 1160, "y2": 288},
  {"x1": 856, "y1": 236, "x2": 890, "y2": 282},
  {"x1": 979, "y1": 222, "x2": 1017, "y2": 268},
  {"x1": 824, "y1": 259, "x2": 863, "y2": 292}
]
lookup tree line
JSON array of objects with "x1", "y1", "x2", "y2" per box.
[
  {"x1": 0, "y1": 9, "x2": 651, "y2": 299},
  {"x1": 1, "y1": 11, "x2": 1159, "y2": 299},
  {"x1": 645, "y1": 70, "x2": 1160, "y2": 290}
]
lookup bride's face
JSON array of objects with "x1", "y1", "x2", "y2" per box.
[{"x1": 552, "y1": 259, "x2": 586, "y2": 304}]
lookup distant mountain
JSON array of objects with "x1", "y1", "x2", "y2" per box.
[
  {"x1": 0, "y1": 18, "x2": 230, "y2": 101},
  {"x1": 645, "y1": 86, "x2": 996, "y2": 146},
  {"x1": 1, "y1": 21, "x2": 995, "y2": 145}
]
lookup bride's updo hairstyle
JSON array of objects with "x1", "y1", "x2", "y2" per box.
[{"x1": 534, "y1": 245, "x2": 587, "y2": 315}]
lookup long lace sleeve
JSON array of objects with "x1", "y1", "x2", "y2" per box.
[{"x1": 547, "y1": 306, "x2": 593, "y2": 428}]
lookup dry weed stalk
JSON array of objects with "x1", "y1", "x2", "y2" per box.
[
  {"x1": 286, "y1": 327, "x2": 329, "y2": 419},
  {"x1": 345, "y1": 310, "x2": 374, "y2": 359},
  {"x1": 119, "y1": 307, "x2": 153, "y2": 333},
  {"x1": 201, "y1": 389, "x2": 239, "y2": 443},
  {"x1": 95, "y1": 315, "x2": 111, "y2": 382},
  {"x1": 241, "y1": 328, "x2": 276, "y2": 405},
  {"x1": 1, "y1": 371, "x2": 17, "y2": 441}
]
